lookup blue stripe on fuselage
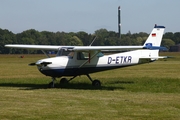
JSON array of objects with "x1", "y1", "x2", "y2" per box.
[{"x1": 39, "y1": 65, "x2": 134, "y2": 77}]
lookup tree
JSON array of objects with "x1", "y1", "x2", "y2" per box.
[
  {"x1": 120, "y1": 36, "x2": 132, "y2": 45},
  {"x1": 67, "y1": 36, "x2": 83, "y2": 46},
  {"x1": 55, "y1": 32, "x2": 66, "y2": 45},
  {"x1": 94, "y1": 29, "x2": 109, "y2": 46},
  {"x1": 164, "y1": 32, "x2": 174, "y2": 39},
  {"x1": 135, "y1": 37, "x2": 144, "y2": 45},
  {"x1": 173, "y1": 32, "x2": 180, "y2": 44},
  {"x1": 162, "y1": 39, "x2": 175, "y2": 49},
  {"x1": 76, "y1": 31, "x2": 92, "y2": 46},
  {"x1": 0, "y1": 26, "x2": 179, "y2": 54},
  {"x1": 105, "y1": 37, "x2": 119, "y2": 46},
  {"x1": 0, "y1": 29, "x2": 16, "y2": 54}
]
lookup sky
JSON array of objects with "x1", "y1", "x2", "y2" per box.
[{"x1": 0, "y1": 0, "x2": 180, "y2": 34}]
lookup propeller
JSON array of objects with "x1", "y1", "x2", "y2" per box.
[
  {"x1": 40, "y1": 62, "x2": 52, "y2": 66},
  {"x1": 29, "y1": 63, "x2": 36, "y2": 66},
  {"x1": 29, "y1": 62, "x2": 52, "y2": 66}
]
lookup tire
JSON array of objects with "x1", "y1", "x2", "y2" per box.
[
  {"x1": 60, "y1": 78, "x2": 68, "y2": 84},
  {"x1": 92, "y1": 80, "x2": 101, "y2": 87}
]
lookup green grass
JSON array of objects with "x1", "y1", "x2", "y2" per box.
[{"x1": 0, "y1": 53, "x2": 180, "y2": 120}]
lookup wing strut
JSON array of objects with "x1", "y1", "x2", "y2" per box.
[
  {"x1": 89, "y1": 36, "x2": 97, "y2": 46},
  {"x1": 41, "y1": 50, "x2": 50, "y2": 58}
]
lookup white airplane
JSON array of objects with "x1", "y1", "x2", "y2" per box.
[{"x1": 5, "y1": 24, "x2": 167, "y2": 88}]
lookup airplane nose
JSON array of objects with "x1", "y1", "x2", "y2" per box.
[
  {"x1": 36, "y1": 60, "x2": 43, "y2": 65},
  {"x1": 35, "y1": 60, "x2": 52, "y2": 66},
  {"x1": 40, "y1": 61, "x2": 52, "y2": 66}
]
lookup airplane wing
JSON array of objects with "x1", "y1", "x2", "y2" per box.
[
  {"x1": 5, "y1": 44, "x2": 144, "y2": 51},
  {"x1": 5, "y1": 44, "x2": 61, "y2": 50},
  {"x1": 73, "y1": 46, "x2": 144, "y2": 51}
]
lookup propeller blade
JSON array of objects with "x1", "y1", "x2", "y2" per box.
[
  {"x1": 40, "y1": 62, "x2": 52, "y2": 66},
  {"x1": 29, "y1": 63, "x2": 36, "y2": 66},
  {"x1": 29, "y1": 62, "x2": 52, "y2": 66}
]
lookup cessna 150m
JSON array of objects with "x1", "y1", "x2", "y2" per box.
[{"x1": 5, "y1": 25, "x2": 167, "y2": 88}]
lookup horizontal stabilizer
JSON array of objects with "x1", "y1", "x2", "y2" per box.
[
  {"x1": 143, "y1": 42, "x2": 168, "y2": 51},
  {"x1": 143, "y1": 45, "x2": 168, "y2": 51},
  {"x1": 140, "y1": 56, "x2": 169, "y2": 59}
]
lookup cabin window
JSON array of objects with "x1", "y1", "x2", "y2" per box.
[
  {"x1": 62, "y1": 50, "x2": 70, "y2": 56},
  {"x1": 97, "y1": 52, "x2": 104, "y2": 57},
  {"x1": 56, "y1": 47, "x2": 74, "y2": 59},
  {"x1": 77, "y1": 52, "x2": 89, "y2": 60},
  {"x1": 68, "y1": 52, "x2": 74, "y2": 58}
]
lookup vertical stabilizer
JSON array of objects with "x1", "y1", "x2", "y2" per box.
[
  {"x1": 141, "y1": 25, "x2": 165, "y2": 59},
  {"x1": 144, "y1": 24, "x2": 165, "y2": 47}
]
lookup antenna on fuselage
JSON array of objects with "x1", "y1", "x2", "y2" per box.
[{"x1": 89, "y1": 36, "x2": 97, "y2": 46}]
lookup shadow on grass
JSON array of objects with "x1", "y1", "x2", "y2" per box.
[
  {"x1": 0, "y1": 83, "x2": 48, "y2": 90},
  {"x1": 107, "y1": 80, "x2": 134, "y2": 84},
  {"x1": 0, "y1": 80, "x2": 135, "y2": 91}
]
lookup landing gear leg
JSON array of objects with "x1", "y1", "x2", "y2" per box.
[
  {"x1": 60, "y1": 76, "x2": 77, "y2": 85},
  {"x1": 68, "y1": 76, "x2": 77, "y2": 82},
  {"x1": 48, "y1": 77, "x2": 56, "y2": 88},
  {"x1": 87, "y1": 74, "x2": 101, "y2": 87}
]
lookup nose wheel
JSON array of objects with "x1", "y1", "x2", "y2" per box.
[{"x1": 48, "y1": 77, "x2": 56, "y2": 88}]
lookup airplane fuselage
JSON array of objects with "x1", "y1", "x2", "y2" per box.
[{"x1": 36, "y1": 50, "x2": 150, "y2": 77}]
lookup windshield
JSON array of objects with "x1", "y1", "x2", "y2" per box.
[{"x1": 56, "y1": 47, "x2": 74, "y2": 58}]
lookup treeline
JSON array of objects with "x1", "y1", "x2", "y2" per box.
[{"x1": 0, "y1": 28, "x2": 180, "y2": 54}]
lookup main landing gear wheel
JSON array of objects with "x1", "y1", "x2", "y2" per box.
[
  {"x1": 60, "y1": 78, "x2": 68, "y2": 84},
  {"x1": 92, "y1": 80, "x2": 101, "y2": 87},
  {"x1": 86, "y1": 74, "x2": 101, "y2": 87}
]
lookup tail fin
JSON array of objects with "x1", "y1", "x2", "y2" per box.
[
  {"x1": 143, "y1": 24, "x2": 165, "y2": 47},
  {"x1": 141, "y1": 25, "x2": 165, "y2": 60}
]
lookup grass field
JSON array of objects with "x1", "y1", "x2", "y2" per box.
[{"x1": 0, "y1": 52, "x2": 180, "y2": 120}]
